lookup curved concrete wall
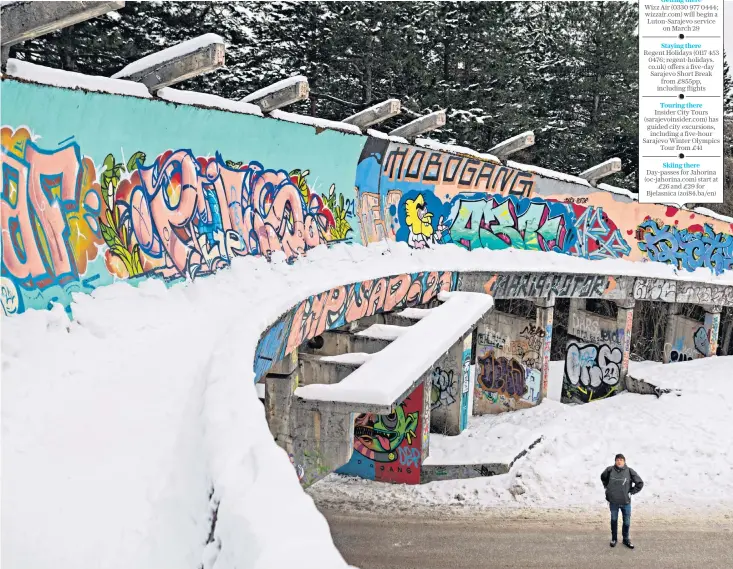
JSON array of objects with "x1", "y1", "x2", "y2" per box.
[{"x1": 2, "y1": 76, "x2": 733, "y2": 318}]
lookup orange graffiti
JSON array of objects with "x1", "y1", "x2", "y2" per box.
[
  {"x1": 1, "y1": 126, "x2": 104, "y2": 289},
  {"x1": 483, "y1": 275, "x2": 498, "y2": 295}
]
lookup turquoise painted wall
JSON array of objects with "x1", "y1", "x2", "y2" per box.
[{"x1": 1, "y1": 79, "x2": 365, "y2": 315}]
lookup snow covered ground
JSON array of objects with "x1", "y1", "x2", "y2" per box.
[
  {"x1": 3, "y1": 241, "x2": 733, "y2": 569},
  {"x1": 309, "y1": 357, "x2": 733, "y2": 516}
]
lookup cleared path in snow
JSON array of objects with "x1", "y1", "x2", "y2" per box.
[{"x1": 321, "y1": 508, "x2": 733, "y2": 569}]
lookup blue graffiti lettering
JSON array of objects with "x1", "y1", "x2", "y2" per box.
[{"x1": 637, "y1": 220, "x2": 733, "y2": 276}]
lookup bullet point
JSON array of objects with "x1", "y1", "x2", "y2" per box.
[
  {"x1": 679, "y1": 153, "x2": 685, "y2": 159},
  {"x1": 679, "y1": 94, "x2": 685, "y2": 99},
  {"x1": 679, "y1": 34, "x2": 684, "y2": 39}
]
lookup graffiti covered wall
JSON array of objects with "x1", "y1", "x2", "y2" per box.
[
  {"x1": 354, "y1": 139, "x2": 733, "y2": 275},
  {"x1": 337, "y1": 381, "x2": 426, "y2": 484},
  {"x1": 254, "y1": 271, "x2": 459, "y2": 380},
  {"x1": 474, "y1": 312, "x2": 543, "y2": 414},
  {"x1": 4, "y1": 77, "x2": 733, "y2": 322},
  {"x1": 664, "y1": 313, "x2": 714, "y2": 363},
  {"x1": 563, "y1": 304, "x2": 625, "y2": 403},
  {"x1": 1, "y1": 79, "x2": 365, "y2": 316}
]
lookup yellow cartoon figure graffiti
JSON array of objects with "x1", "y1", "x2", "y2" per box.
[{"x1": 404, "y1": 194, "x2": 445, "y2": 249}]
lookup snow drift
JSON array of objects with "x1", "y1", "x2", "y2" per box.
[{"x1": 3, "y1": 241, "x2": 733, "y2": 569}]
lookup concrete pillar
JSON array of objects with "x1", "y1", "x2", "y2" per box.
[
  {"x1": 702, "y1": 304, "x2": 722, "y2": 357},
  {"x1": 298, "y1": 353, "x2": 362, "y2": 386},
  {"x1": 421, "y1": 375, "x2": 432, "y2": 460},
  {"x1": 473, "y1": 309, "x2": 543, "y2": 415},
  {"x1": 429, "y1": 330, "x2": 472, "y2": 436},
  {"x1": 264, "y1": 349, "x2": 299, "y2": 456},
  {"x1": 564, "y1": 297, "x2": 628, "y2": 402},
  {"x1": 535, "y1": 297, "x2": 555, "y2": 401},
  {"x1": 568, "y1": 298, "x2": 586, "y2": 313},
  {"x1": 615, "y1": 299, "x2": 635, "y2": 386},
  {"x1": 290, "y1": 400, "x2": 354, "y2": 487},
  {"x1": 663, "y1": 303, "x2": 682, "y2": 361}
]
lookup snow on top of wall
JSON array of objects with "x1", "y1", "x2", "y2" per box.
[
  {"x1": 295, "y1": 292, "x2": 494, "y2": 407},
  {"x1": 320, "y1": 353, "x2": 373, "y2": 366},
  {"x1": 597, "y1": 183, "x2": 637, "y2": 200},
  {"x1": 111, "y1": 34, "x2": 225, "y2": 79},
  {"x1": 269, "y1": 110, "x2": 362, "y2": 134},
  {"x1": 355, "y1": 323, "x2": 409, "y2": 341},
  {"x1": 242, "y1": 75, "x2": 307, "y2": 103},
  {"x1": 398, "y1": 307, "x2": 433, "y2": 320},
  {"x1": 423, "y1": 423, "x2": 541, "y2": 466},
  {"x1": 366, "y1": 129, "x2": 409, "y2": 143},
  {"x1": 508, "y1": 160, "x2": 592, "y2": 187},
  {"x1": 156, "y1": 87, "x2": 263, "y2": 117},
  {"x1": 3, "y1": 59, "x2": 152, "y2": 98},
  {"x1": 255, "y1": 382, "x2": 265, "y2": 399},
  {"x1": 691, "y1": 206, "x2": 733, "y2": 225},
  {"x1": 416, "y1": 138, "x2": 501, "y2": 163}
]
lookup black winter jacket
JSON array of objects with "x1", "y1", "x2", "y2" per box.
[{"x1": 601, "y1": 465, "x2": 643, "y2": 505}]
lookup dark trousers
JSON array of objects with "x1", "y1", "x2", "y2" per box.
[{"x1": 609, "y1": 503, "x2": 631, "y2": 541}]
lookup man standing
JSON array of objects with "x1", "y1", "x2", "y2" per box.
[{"x1": 600, "y1": 453, "x2": 644, "y2": 549}]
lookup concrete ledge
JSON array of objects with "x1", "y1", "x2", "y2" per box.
[
  {"x1": 626, "y1": 372, "x2": 682, "y2": 398},
  {"x1": 420, "y1": 436, "x2": 543, "y2": 483},
  {"x1": 420, "y1": 462, "x2": 509, "y2": 483},
  {"x1": 294, "y1": 291, "x2": 494, "y2": 412},
  {"x1": 299, "y1": 352, "x2": 366, "y2": 386}
]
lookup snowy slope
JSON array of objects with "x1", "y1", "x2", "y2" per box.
[
  {"x1": 3, "y1": 241, "x2": 733, "y2": 569},
  {"x1": 308, "y1": 357, "x2": 733, "y2": 515}
]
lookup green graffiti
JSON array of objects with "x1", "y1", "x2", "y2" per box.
[
  {"x1": 354, "y1": 404, "x2": 419, "y2": 462},
  {"x1": 449, "y1": 197, "x2": 566, "y2": 252}
]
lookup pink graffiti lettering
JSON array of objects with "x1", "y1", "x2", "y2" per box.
[{"x1": 1, "y1": 136, "x2": 103, "y2": 290}]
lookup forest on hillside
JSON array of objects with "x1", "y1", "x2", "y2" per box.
[
  {"x1": 10, "y1": 0, "x2": 733, "y2": 216},
  {"x1": 9, "y1": 1, "x2": 642, "y2": 185}
]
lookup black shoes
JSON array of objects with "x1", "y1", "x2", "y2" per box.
[
  {"x1": 610, "y1": 540, "x2": 617, "y2": 547},
  {"x1": 623, "y1": 540, "x2": 635, "y2": 549}
]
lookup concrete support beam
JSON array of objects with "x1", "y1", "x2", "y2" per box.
[
  {"x1": 389, "y1": 110, "x2": 446, "y2": 141},
  {"x1": 663, "y1": 303, "x2": 682, "y2": 363},
  {"x1": 298, "y1": 353, "x2": 364, "y2": 386},
  {"x1": 264, "y1": 365, "x2": 299, "y2": 456},
  {"x1": 290, "y1": 401, "x2": 354, "y2": 487},
  {"x1": 564, "y1": 299, "x2": 627, "y2": 402},
  {"x1": 1, "y1": 1, "x2": 124, "y2": 50},
  {"x1": 569, "y1": 298, "x2": 586, "y2": 312},
  {"x1": 488, "y1": 130, "x2": 535, "y2": 160},
  {"x1": 429, "y1": 331, "x2": 473, "y2": 436},
  {"x1": 352, "y1": 334, "x2": 393, "y2": 354},
  {"x1": 580, "y1": 158, "x2": 622, "y2": 186},
  {"x1": 702, "y1": 308, "x2": 721, "y2": 357},
  {"x1": 300, "y1": 329, "x2": 395, "y2": 357},
  {"x1": 615, "y1": 299, "x2": 635, "y2": 385},
  {"x1": 535, "y1": 300, "x2": 555, "y2": 402},
  {"x1": 473, "y1": 310, "x2": 543, "y2": 414},
  {"x1": 243, "y1": 76, "x2": 309, "y2": 112},
  {"x1": 111, "y1": 34, "x2": 225, "y2": 92},
  {"x1": 267, "y1": 349, "x2": 299, "y2": 376},
  {"x1": 299, "y1": 330, "x2": 352, "y2": 356},
  {"x1": 342, "y1": 99, "x2": 401, "y2": 129}
]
